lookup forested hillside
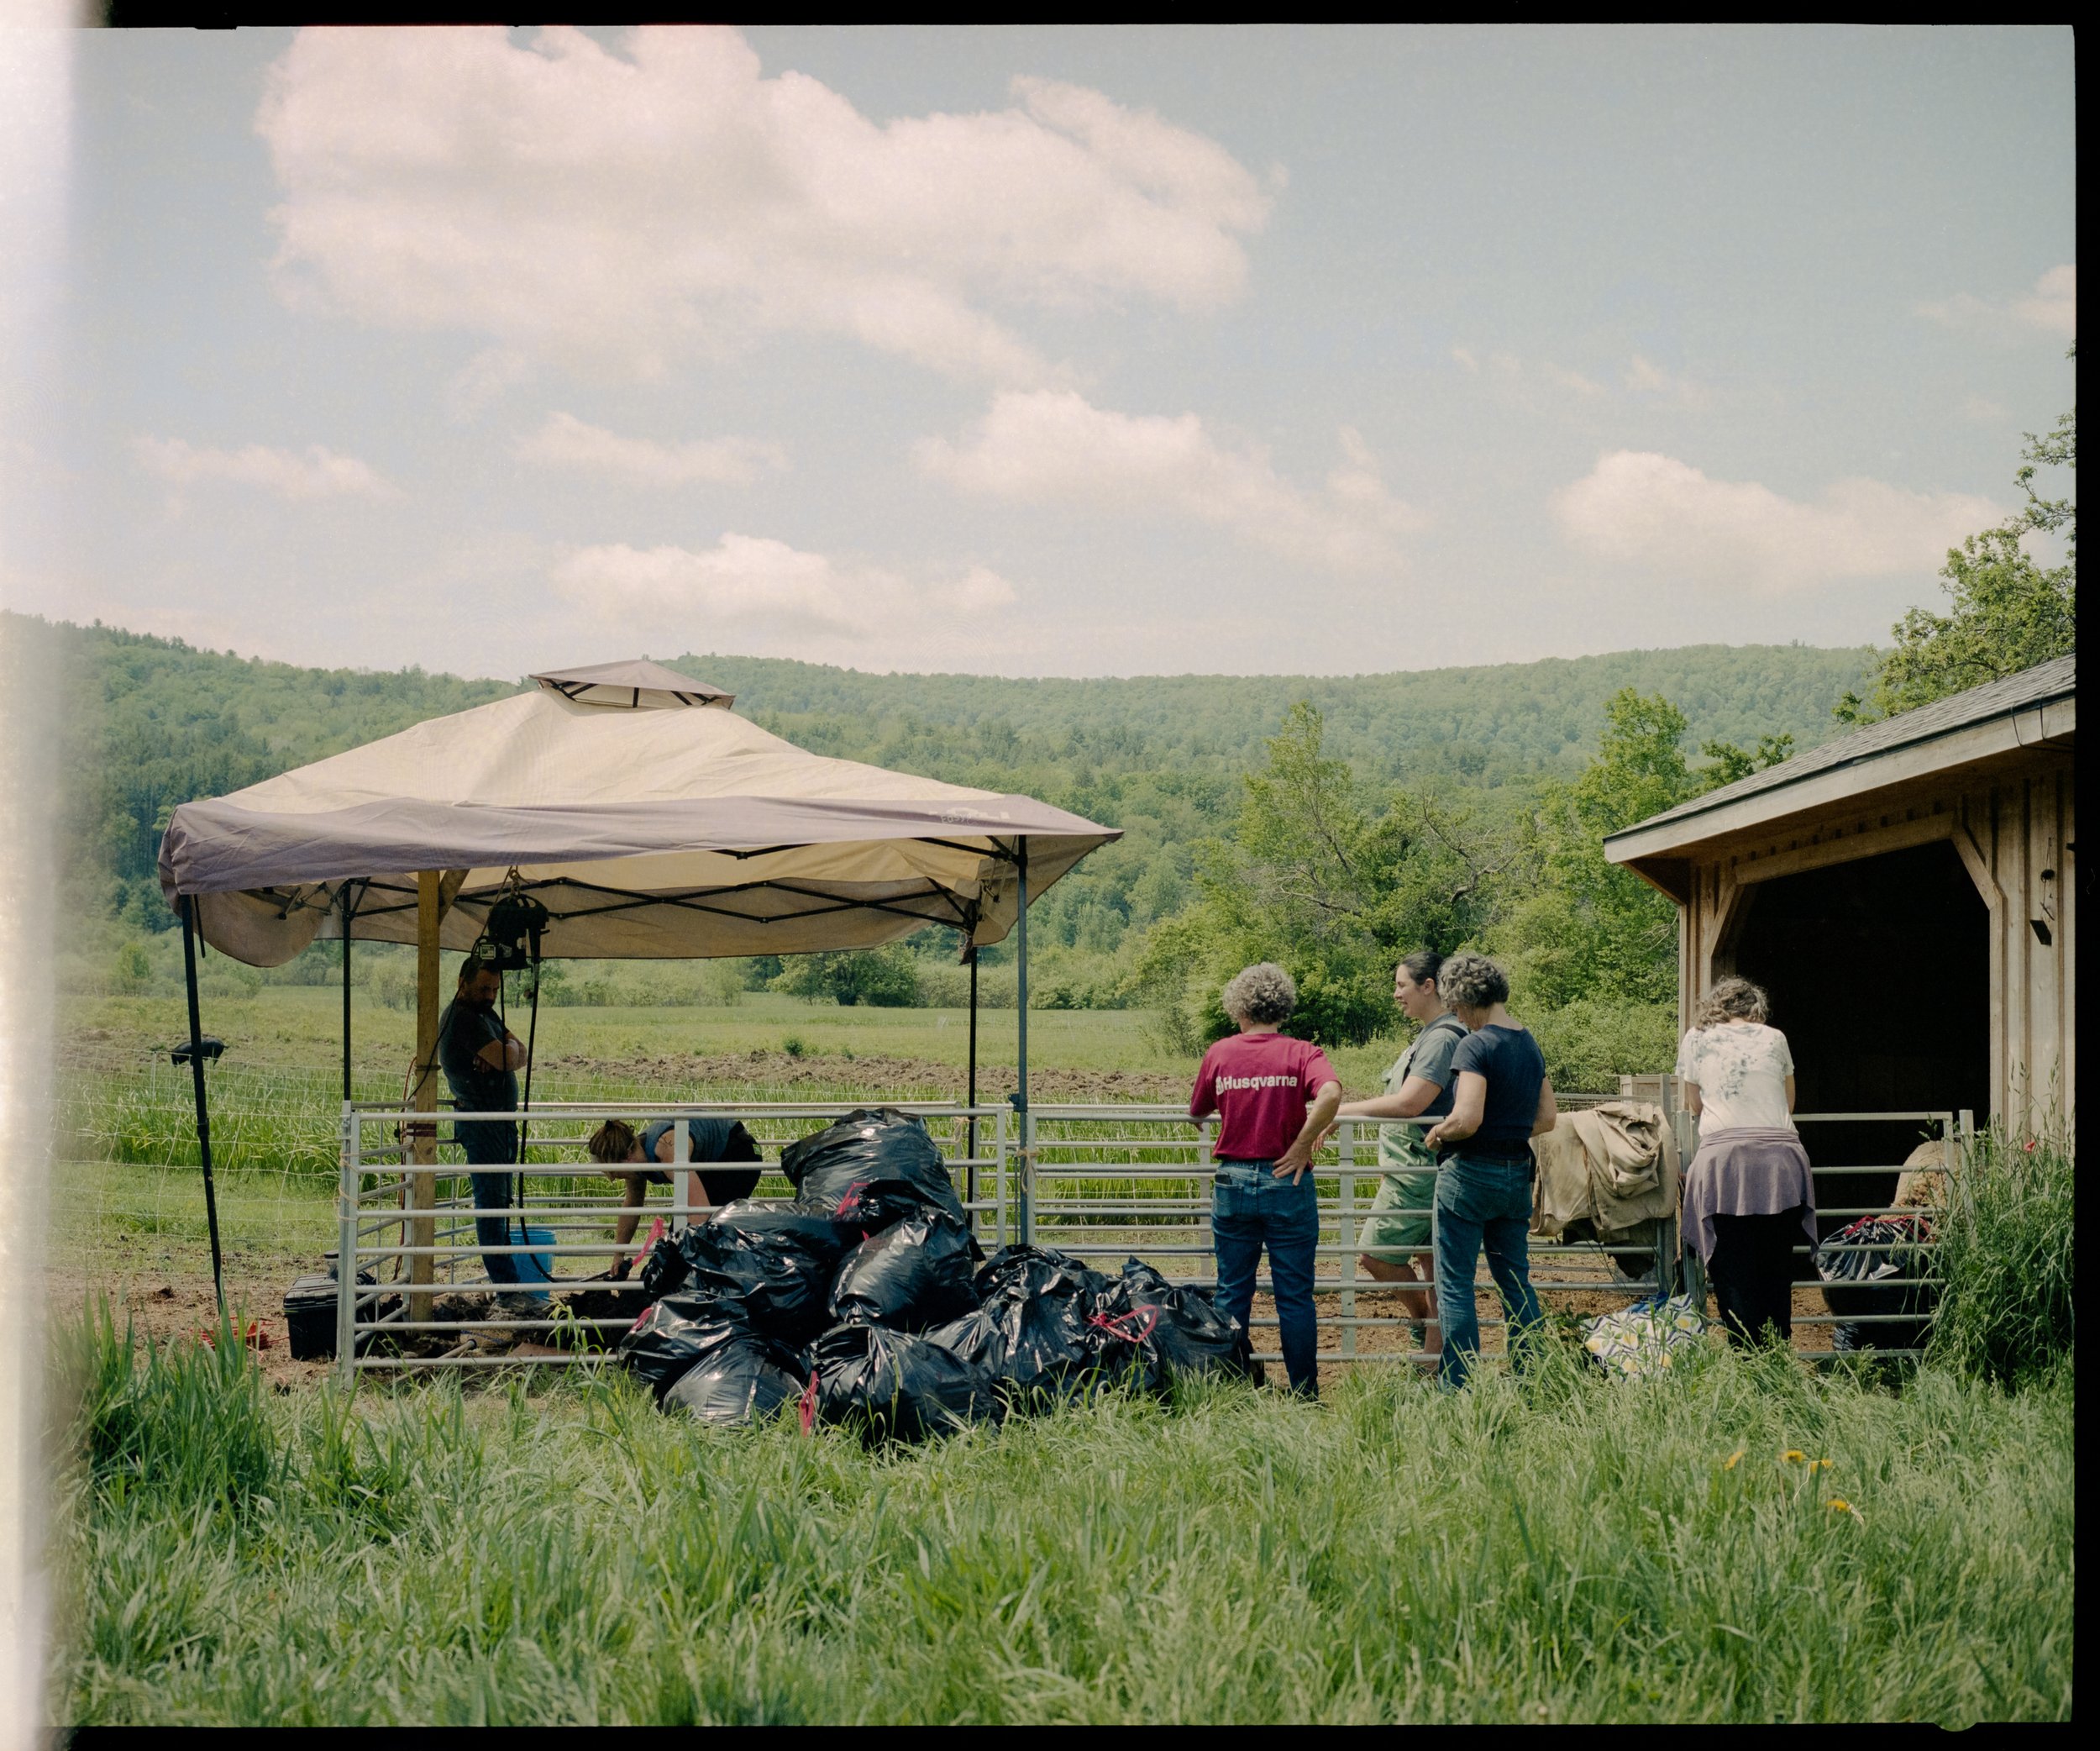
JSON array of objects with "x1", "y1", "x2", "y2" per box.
[
  {"x1": 24, "y1": 611, "x2": 1878, "y2": 1079},
  {"x1": 22, "y1": 613, "x2": 1867, "y2": 951},
  {"x1": 680, "y1": 644, "x2": 1871, "y2": 790}
]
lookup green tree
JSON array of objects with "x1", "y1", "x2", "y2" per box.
[
  {"x1": 1132, "y1": 702, "x2": 1506, "y2": 1049},
  {"x1": 1498, "y1": 689, "x2": 1693, "y2": 1009},
  {"x1": 1838, "y1": 373, "x2": 2076, "y2": 723},
  {"x1": 771, "y1": 944, "x2": 921, "y2": 1007},
  {"x1": 1696, "y1": 730, "x2": 1795, "y2": 790}
]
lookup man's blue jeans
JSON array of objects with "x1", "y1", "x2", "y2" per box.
[
  {"x1": 1211, "y1": 1159, "x2": 1321, "y2": 1397},
  {"x1": 1432, "y1": 1153, "x2": 1543, "y2": 1387},
  {"x1": 458, "y1": 1119, "x2": 522, "y2": 1288}
]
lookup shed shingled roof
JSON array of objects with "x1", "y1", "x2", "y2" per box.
[{"x1": 1604, "y1": 652, "x2": 2076, "y2": 845}]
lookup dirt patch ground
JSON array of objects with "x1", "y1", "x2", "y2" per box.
[
  {"x1": 539, "y1": 1047, "x2": 1193, "y2": 1106},
  {"x1": 67, "y1": 1244, "x2": 1851, "y2": 1403}
]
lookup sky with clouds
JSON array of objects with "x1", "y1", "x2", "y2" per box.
[{"x1": 2, "y1": 24, "x2": 2076, "y2": 681}]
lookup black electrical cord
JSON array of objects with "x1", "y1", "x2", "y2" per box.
[{"x1": 515, "y1": 954, "x2": 543, "y2": 1251}]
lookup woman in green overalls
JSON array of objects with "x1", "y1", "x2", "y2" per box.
[{"x1": 1333, "y1": 950, "x2": 1467, "y2": 1364}]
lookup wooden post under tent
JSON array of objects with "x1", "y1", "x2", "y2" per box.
[
  {"x1": 156, "y1": 657, "x2": 1119, "y2": 1312},
  {"x1": 1604, "y1": 653, "x2": 2074, "y2": 1214}
]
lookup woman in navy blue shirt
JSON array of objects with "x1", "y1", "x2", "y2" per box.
[{"x1": 1420, "y1": 953, "x2": 1557, "y2": 1386}]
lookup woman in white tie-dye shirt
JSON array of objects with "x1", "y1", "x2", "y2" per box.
[{"x1": 1676, "y1": 978, "x2": 1814, "y2": 1348}]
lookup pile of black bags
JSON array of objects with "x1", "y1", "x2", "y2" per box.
[{"x1": 616, "y1": 1108, "x2": 1261, "y2": 1438}]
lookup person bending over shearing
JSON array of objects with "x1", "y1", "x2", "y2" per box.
[{"x1": 585, "y1": 1115, "x2": 764, "y2": 1271}]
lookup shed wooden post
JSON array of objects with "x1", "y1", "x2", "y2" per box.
[{"x1": 407, "y1": 870, "x2": 443, "y2": 1317}]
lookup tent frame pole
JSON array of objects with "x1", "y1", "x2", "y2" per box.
[
  {"x1": 339, "y1": 883, "x2": 355, "y2": 1103},
  {"x1": 1015, "y1": 843, "x2": 1032, "y2": 1246},
  {"x1": 964, "y1": 941, "x2": 979, "y2": 1221},
  {"x1": 407, "y1": 871, "x2": 441, "y2": 1319},
  {"x1": 180, "y1": 896, "x2": 227, "y2": 1320}
]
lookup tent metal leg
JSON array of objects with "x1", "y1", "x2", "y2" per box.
[
  {"x1": 1015, "y1": 844, "x2": 1032, "y2": 1246},
  {"x1": 965, "y1": 945, "x2": 979, "y2": 1219},
  {"x1": 339, "y1": 884, "x2": 354, "y2": 1103},
  {"x1": 181, "y1": 897, "x2": 227, "y2": 1320}
]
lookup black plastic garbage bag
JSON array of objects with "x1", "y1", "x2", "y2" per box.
[
  {"x1": 972, "y1": 1244, "x2": 1110, "y2": 1304},
  {"x1": 809, "y1": 1323, "x2": 1000, "y2": 1443},
  {"x1": 616, "y1": 1293, "x2": 754, "y2": 1401},
  {"x1": 1816, "y1": 1212, "x2": 1938, "y2": 1353},
  {"x1": 679, "y1": 1202, "x2": 855, "y2": 1345},
  {"x1": 638, "y1": 1232, "x2": 690, "y2": 1302},
  {"x1": 928, "y1": 1289, "x2": 1101, "y2": 1408},
  {"x1": 830, "y1": 1210, "x2": 980, "y2": 1332},
  {"x1": 661, "y1": 1329, "x2": 808, "y2": 1428},
  {"x1": 1088, "y1": 1258, "x2": 1261, "y2": 1391},
  {"x1": 784, "y1": 1109, "x2": 966, "y2": 1231}
]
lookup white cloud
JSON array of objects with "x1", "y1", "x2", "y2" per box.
[
  {"x1": 916, "y1": 389, "x2": 1425, "y2": 571},
  {"x1": 515, "y1": 412, "x2": 786, "y2": 486},
  {"x1": 1919, "y1": 264, "x2": 2077, "y2": 340},
  {"x1": 133, "y1": 435, "x2": 400, "y2": 501},
  {"x1": 1457, "y1": 344, "x2": 1708, "y2": 411},
  {"x1": 1622, "y1": 354, "x2": 1710, "y2": 410},
  {"x1": 444, "y1": 347, "x2": 533, "y2": 422},
  {"x1": 549, "y1": 534, "x2": 1017, "y2": 639},
  {"x1": 1553, "y1": 450, "x2": 2001, "y2": 592},
  {"x1": 255, "y1": 27, "x2": 1273, "y2": 386}
]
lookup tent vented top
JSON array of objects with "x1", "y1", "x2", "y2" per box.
[
  {"x1": 159, "y1": 660, "x2": 1118, "y2": 967},
  {"x1": 529, "y1": 658, "x2": 735, "y2": 710}
]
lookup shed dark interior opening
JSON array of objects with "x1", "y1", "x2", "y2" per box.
[{"x1": 1730, "y1": 839, "x2": 1989, "y2": 1242}]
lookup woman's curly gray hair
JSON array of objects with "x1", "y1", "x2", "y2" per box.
[
  {"x1": 1435, "y1": 951, "x2": 1509, "y2": 1011},
  {"x1": 1220, "y1": 962, "x2": 1297, "y2": 1025},
  {"x1": 1695, "y1": 975, "x2": 1769, "y2": 1029}
]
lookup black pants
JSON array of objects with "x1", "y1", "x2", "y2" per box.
[
  {"x1": 1709, "y1": 1207, "x2": 1806, "y2": 1347},
  {"x1": 696, "y1": 1167, "x2": 762, "y2": 1207}
]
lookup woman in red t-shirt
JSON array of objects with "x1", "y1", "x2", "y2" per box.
[{"x1": 1189, "y1": 964, "x2": 1341, "y2": 1397}]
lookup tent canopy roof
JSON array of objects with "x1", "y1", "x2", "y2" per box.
[
  {"x1": 159, "y1": 665, "x2": 1117, "y2": 967},
  {"x1": 529, "y1": 658, "x2": 734, "y2": 709}
]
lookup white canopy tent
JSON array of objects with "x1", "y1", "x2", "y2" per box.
[
  {"x1": 160, "y1": 660, "x2": 1117, "y2": 965},
  {"x1": 155, "y1": 660, "x2": 1121, "y2": 1308}
]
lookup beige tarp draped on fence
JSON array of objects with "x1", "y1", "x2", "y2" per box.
[{"x1": 158, "y1": 663, "x2": 1118, "y2": 966}]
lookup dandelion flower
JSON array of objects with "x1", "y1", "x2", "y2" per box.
[
  {"x1": 1723, "y1": 1449, "x2": 1745, "y2": 1471},
  {"x1": 1814, "y1": 1458, "x2": 1834, "y2": 1470},
  {"x1": 1827, "y1": 1498, "x2": 1865, "y2": 1523},
  {"x1": 1782, "y1": 1449, "x2": 1806, "y2": 1463}
]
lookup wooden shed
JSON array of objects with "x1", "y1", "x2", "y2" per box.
[{"x1": 1604, "y1": 654, "x2": 2075, "y2": 1180}]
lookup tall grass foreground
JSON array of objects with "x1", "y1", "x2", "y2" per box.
[
  {"x1": 50, "y1": 1310, "x2": 2071, "y2": 1726},
  {"x1": 1928, "y1": 1125, "x2": 2075, "y2": 1388}
]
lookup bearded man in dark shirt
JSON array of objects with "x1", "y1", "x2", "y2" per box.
[{"x1": 432, "y1": 959, "x2": 533, "y2": 1335}]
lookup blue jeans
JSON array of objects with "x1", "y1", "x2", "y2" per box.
[
  {"x1": 1432, "y1": 1154, "x2": 1543, "y2": 1387},
  {"x1": 458, "y1": 1119, "x2": 522, "y2": 1289},
  {"x1": 1211, "y1": 1159, "x2": 1321, "y2": 1397}
]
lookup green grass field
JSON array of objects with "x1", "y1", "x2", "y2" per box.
[
  {"x1": 52, "y1": 1312, "x2": 2072, "y2": 1726},
  {"x1": 60, "y1": 986, "x2": 1415, "y2": 1112},
  {"x1": 47, "y1": 987, "x2": 2075, "y2": 1724},
  {"x1": 48, "y1": 986, "x2": 1423, "y2": 1317}
]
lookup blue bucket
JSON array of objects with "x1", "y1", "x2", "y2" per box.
[{"x1": 510, "y1": 1225, "x2": 557, "y2": 1299}]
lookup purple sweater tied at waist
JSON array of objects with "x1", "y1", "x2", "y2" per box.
[{"x1": 1683, "y1": 1126, "x2": 1815, "y2": 1265}]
